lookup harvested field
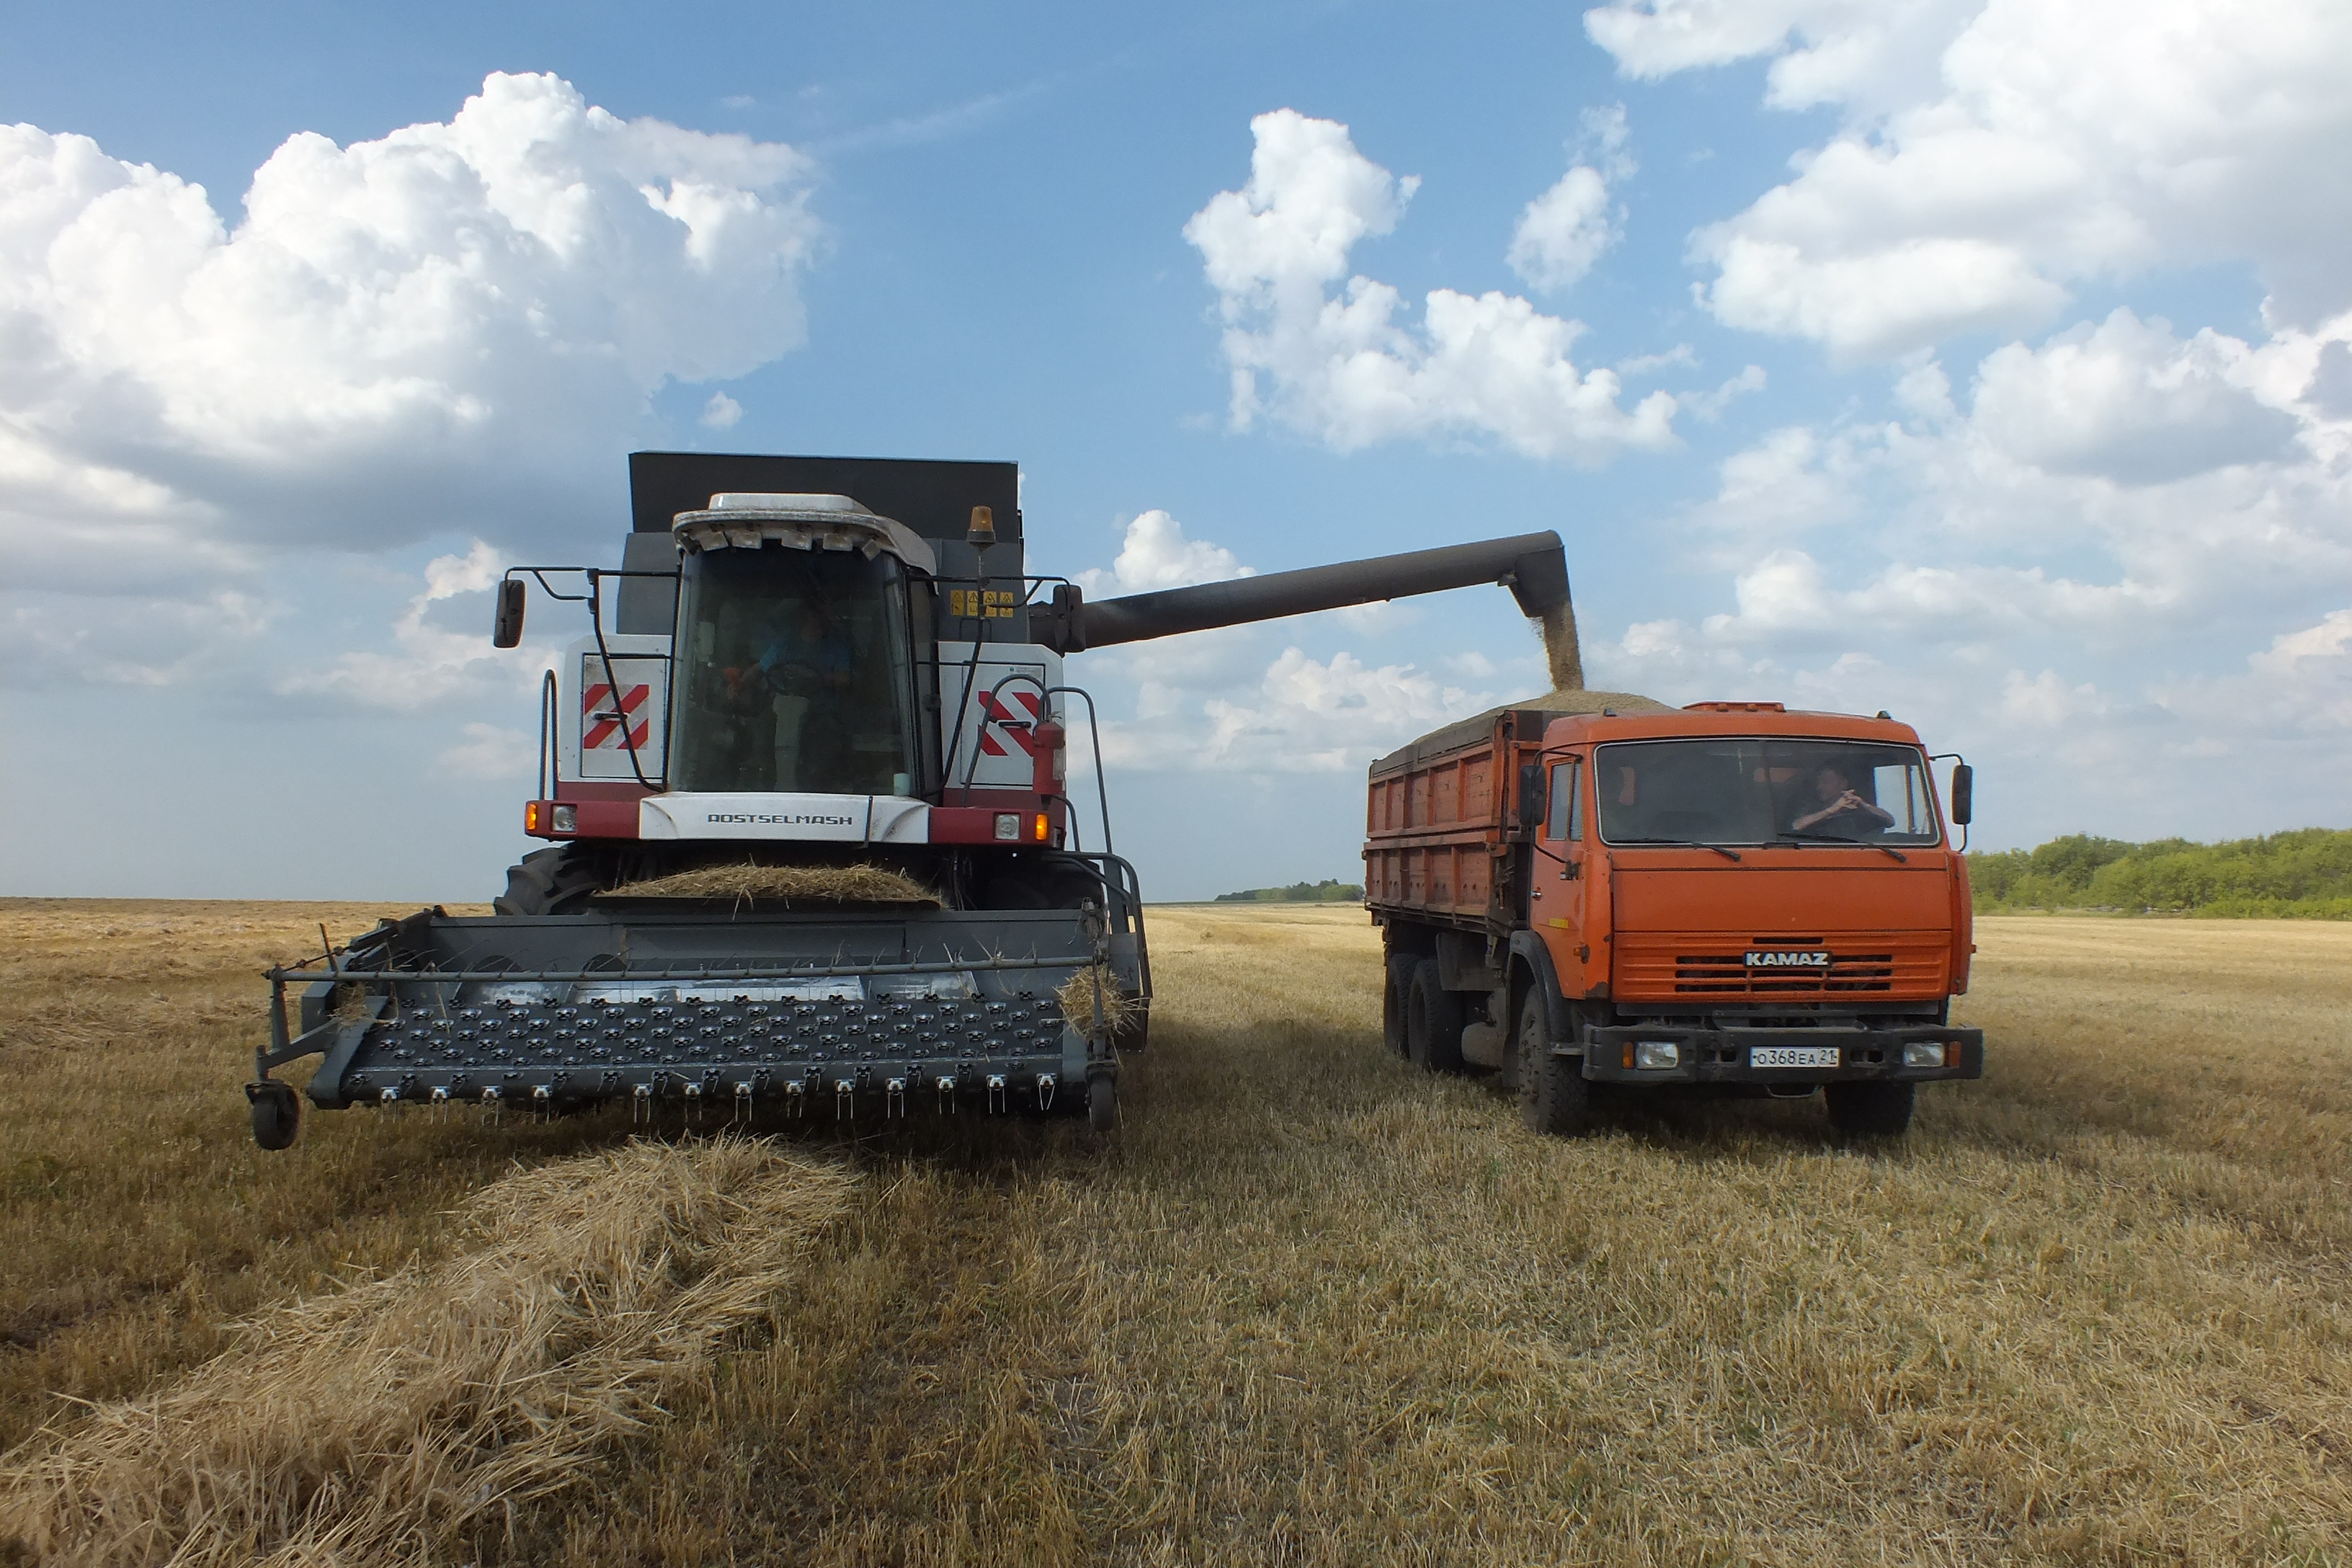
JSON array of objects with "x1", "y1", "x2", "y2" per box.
[{"x1": 3, "y1": 899, "x2": 2350, "y2": 1564}]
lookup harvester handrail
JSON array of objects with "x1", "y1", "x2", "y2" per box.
[{"x1": 537, "y1": 669, "x2": 558, "y2": 801}]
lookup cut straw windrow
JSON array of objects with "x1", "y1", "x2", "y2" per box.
[{"x1": 0, "y1": 1137, "x2": 855, "y2": 1568}]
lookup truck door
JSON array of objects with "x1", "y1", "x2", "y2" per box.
[{"x1": 1533, "y1": 754, "x2": 1597, "y2": 994}]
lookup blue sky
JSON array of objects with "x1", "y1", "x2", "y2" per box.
[{"x1": 5, "y1": 0, "x2": 2350, "y2": 900}]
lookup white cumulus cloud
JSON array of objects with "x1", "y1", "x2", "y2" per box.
[
  {"x1": 1590, "y1": 308, "x2": 2352, "y2": 843},
  {"x1": 1585, "y1": 0, "x2": 2352, "y2": 357},
  {"x1": 1185, "y1": 109, "x2": 1676, "y2": 462},
  {"x1": 1, "y1": 71, "x2": 822, "y2": 685},
  {"x1": 1074, "y1": 509, "x2": 1254, "y2": 598},
  {"x1": 1507, "y1": 106, "x2": 1634, "y2": 293}
]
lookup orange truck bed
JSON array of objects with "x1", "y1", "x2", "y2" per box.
[{"x1": 1363, "y1": 698, "x2": 1982, "y2": 1137}]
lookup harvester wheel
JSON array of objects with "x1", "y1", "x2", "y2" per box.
[
  {"x1": 493, "y1": 845, "x2": 611, "y2": 916},
  {"x1": 1382, "y1": 953, "x2": 1417, "y2": 1057},
  {"x1": 1088, "y1": 1073, "x2": 1117, "y2": 1131},
  {"x1": 1825, "y1": 1081, "x2": 1915, "y2": 1138},
  {"x1": 987, "y1": 851, "x2": 1107, "y2": 911},
  {"x1": 1405, "y1": 961, "x2": 1464, "y2": 1074},
  {"x1": 247, "y1": 1081, "x2": 300, "y2": 1151},
  {"x1": 1515, "y1": 989, "x2": 1590, "y2": 1136}
]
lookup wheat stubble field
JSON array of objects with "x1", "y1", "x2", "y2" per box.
[{"x1": 1, "y1": 899, "x2": 2348, "y2": 1566}]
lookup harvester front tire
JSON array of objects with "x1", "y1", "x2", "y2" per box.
[
  {"x1": 1088, "y1": 1073, "x2": 1117, "y2": 1132},
  {"x1": 1826, "y1": 1081, "x2": 1915, "y2": 1139},
  {"x1": 248, "y1": 1082, "x2": 300, "y2": 1151},
  {"x1": 1516, "y1": 989, "x2": 1590, "y2": 1136},
  {"x1": 1382, "y1": 953, "x2": 1417, "y2": 1057},
  {"x1": 494, "y1": 845, "x2": 610, "y2": 916},
  {"x1": 1405, "y1": 961, "x2": 1464, "y2": 1074}
]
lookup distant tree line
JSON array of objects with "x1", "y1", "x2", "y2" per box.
[
  {"x1": 1969, "y1": 829, "x2": 2352, "y2": 917},
  {"x1": 1213, "y1": 879, "x2": 1366, "y2": 904}
]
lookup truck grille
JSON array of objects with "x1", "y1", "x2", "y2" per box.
[{"x1": 1615, "y1": 933, "x2": 1950, "y2": 999}]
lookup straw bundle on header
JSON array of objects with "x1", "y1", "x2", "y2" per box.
[
  {"x1": 1056, "y1": 963, "x2": 1142, "y2": 1042},
  {"x1": 608, "y1": 862, "x2": 940, "y2": 904},
  {"x1": 0, "y1": 1138, "x2": 855, "y2": 1568}
]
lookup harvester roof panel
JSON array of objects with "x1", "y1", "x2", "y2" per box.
[{"x1": 671, "y1": 497, "x2": 937, "y2": 576}]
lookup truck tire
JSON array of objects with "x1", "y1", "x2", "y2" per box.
[
  {"x1": 1825, "y1": 1081, "x2": 1915, "y2": 1138},
  {"x1": 1516, "y1": 988, "x2": 1590, "y2": 1136},
  {"x1": 494, "y1": 845, "x2": 612, "y2": 915},
  {"x1": 1382, "y1": 953, "x2": 1417, "y2": 1057},
  {"x1": 1405, "y1": 960, "x2": 1464, "y2": 1074}
]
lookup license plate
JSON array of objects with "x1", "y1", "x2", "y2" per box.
[{"x1": 1750, "y1": 1046, "x2": 1840, "y2": 1069}]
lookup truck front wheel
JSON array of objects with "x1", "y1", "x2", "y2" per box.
[
  {"x1": 1405, "y1": 961, "x2": 1464, "y2": 1074},
  {"x1": 1825, "y1": 1081, "x2": 1915, "y2": 1138},
  {"x1": 1516, "y1": 989, "x2": 1591, "y2": 1136}
]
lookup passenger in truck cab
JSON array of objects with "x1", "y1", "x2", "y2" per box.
[{"x1": 1790, "y1": 762, "x2": 1894, "y2": 838}]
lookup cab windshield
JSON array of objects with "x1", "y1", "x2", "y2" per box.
[
  {"x1": 667, "y1": 545, "x2": 919, "y2": 796},
  {"x1": 1595, "y1": 738, "x2": 1942, "y2": 847}
]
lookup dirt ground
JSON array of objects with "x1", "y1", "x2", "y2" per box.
[{"x1": 1, "y1": 899, "x2": 2347, "y2": 1565}]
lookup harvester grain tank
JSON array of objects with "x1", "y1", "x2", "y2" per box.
[
  {"x1": 1365, "y1": 686, "x2": 1984, "y2": 1136},
  {"x1": 250, "y1": 452, "x2": 1578, "y2": 1146}
]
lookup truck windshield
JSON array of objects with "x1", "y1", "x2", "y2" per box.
[
  {"x1": 1595, "y1": 739, "x2": 1942, "y2": 847},
  {"x1": 667, "y1": 545, "x2": 919, "y2": 796}
]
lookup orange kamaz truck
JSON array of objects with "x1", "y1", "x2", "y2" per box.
[{"x1": 1365, "y1": 696, "x2": 1982, "y2": 1136}]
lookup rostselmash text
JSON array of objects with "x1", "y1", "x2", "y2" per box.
[
  {"x1": 704, "y1": 813, "x2": 858, "y2": 827},
  {"x1": 1745, "y1": 950, "x2": 1832, "y2": 968}
]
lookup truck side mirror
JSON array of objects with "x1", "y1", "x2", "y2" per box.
[
  {"x1": 1517, "y1": 761, "x2": 1546, "y2": 840},
  {"x1": 1948, "y1": 762, "x2": 1973, "y2": 827},
  {"x1": 493, "y1": 579, "x2": 526, "y2": 648}
]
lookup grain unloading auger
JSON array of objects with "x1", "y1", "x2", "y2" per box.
[{"x1": 251, "y1": 453, "x2": 1576, "y2": 1147}]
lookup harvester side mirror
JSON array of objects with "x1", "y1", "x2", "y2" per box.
[
  {"x1": 492, "y1": 579, "x2": 527, "y2": 648},
  {"x1": 1948, "y1": 762, "x2": 1973, "y2": 827}
]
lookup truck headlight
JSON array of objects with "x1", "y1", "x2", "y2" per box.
[
  {"x1": 1634, "y1": 1041, "x2": 1680, "y2": 1070},
  {"x1": 1902, "y1": 1041, "x2": 1947, "y2": 1068}
]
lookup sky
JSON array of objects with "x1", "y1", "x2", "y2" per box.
[{"x1": 4, "y1": 0, "x2": 2349, "y2": 901}]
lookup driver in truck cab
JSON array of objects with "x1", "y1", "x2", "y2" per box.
[{"x1": 1790, "y1": 761, "x2": 1896, "y2": 839}]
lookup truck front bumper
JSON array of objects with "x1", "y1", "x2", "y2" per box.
[{"x1": 1577, "y1": 1022, "x2": 1983, "y2": 1086}]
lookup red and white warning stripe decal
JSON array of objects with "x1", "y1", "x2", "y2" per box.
[
  {"x1": 582, "y1": 680, "x2": 651, "y2": 751},
  {"x1": 976, "y1": 690, "x2": 1041, "y2": 757}
]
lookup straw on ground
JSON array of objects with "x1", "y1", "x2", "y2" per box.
[{"x1": 0, "y1": 1137, "x2": 852, "y2": 1567}]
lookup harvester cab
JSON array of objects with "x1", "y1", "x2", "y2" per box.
[{"x1": 251, "y1": 451, "x2": 1579, "y2": 1149}]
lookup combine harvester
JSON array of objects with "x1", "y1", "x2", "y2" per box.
[{"x1": 251, "y1": 453, "x2": 1577, "y2": 1145}]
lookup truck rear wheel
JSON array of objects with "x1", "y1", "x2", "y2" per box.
[
  {"x1": 1382, "y1": 953, "x2": 1417, "y2": 1057},
  {"x1": 1405, "y1": 960, "x2": 1464, "y2": 1074},
  {"x1": 1516, "y1": 989, "x2": 1590, "y2": 1136},
  {"x1": 1825, "y1": 1081, "x2": 1915, "y2": 1138}
]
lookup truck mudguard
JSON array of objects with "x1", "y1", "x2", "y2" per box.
[{"x1": 1507, "y1": 930, "x2": 1580, "y2": 1056}]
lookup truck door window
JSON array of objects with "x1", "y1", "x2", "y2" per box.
[{"x1": 1547, "y1": 759, "x2": 1582, "y2": 840}]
